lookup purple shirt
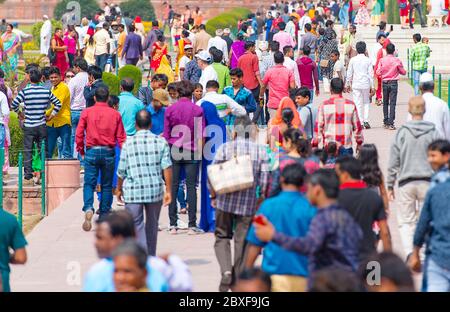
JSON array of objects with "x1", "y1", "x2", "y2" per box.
[
  {"x1": 163, "y1": 97, "x2": 205, "y2": 152},
  {"x1": 123, "y1": 32, "x2": 143, "y2": 60}
]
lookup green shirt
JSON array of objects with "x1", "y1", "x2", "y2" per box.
[
  {"x1": 410, "y1": 42, "x2": 430, "y2": 71},
  {"x1": 0, "y1": 209, "x2": 27, "y2": 292},
  {"x1": 212, "y1": 63, "x2": 232, "y2": 94}
]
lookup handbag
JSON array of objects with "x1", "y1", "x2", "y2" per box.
[
  {"x1": 319, "y1": 59, "x2": 329, "y2": 67},
  {"x1": 207, "y1": 154, "x2": 254, "y2": 195}
]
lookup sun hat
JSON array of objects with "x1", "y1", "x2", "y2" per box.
[{"x1": 153, "y1": 89, "x2": 170, "y2": 106}]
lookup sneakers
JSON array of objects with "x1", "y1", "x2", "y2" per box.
[
  {"x1": 389, "y1": 125, "x2": 396, "y2": 130},
  {"x1": 219, "y1": 271, "x2": 233, "y2": 292},
  {"x1": 363, "y1": 122, "x2": 371, "y2": 129},
  {"x1": 188, "y1": 227, "x2": 205, "y2": 235},
  {"x1": 82, "y1": 210, "x2": 94, "y2": 232},
  {"x1": 168, "y1": 226, "x2": 178, "y2": 235}
]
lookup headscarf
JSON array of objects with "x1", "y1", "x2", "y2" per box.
[
  {"x1": 200, "y1": 101, "x2": 227, "y2": 155},
  {"x1": 270, "y1": 97, "x2": 302, "y2": 128},
  {"x1": 134, "y1": 16, "x2": 142, "y2": 23}
]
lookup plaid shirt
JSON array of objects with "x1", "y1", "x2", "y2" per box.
[
  {"x1": 273, "y1": 204, "x2": 363, "y2": 273},
  {"x1": 212, "y1": 138, "x2": 270, "y2": 216},
  {"x1": 117, "y1": 130, "x2": 172, "y2": 203},
  {"x1": 410, "y1": 42, "x2": 430, "y2": 71},
  {"x1": 312, "y1": 95, "x2": 364, "y2": 149}
]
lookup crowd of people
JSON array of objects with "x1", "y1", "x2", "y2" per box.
[{"x1": 1, "y1": 0, "x2": 450, "y2": 293}]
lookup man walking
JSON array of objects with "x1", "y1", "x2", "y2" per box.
[
  {"x1": 11, "y1": 68, "x2": 62, "y2": 185},
  {"x1": 299, "y1": 23, "x2": 317, "y2": 62},
  {"x1": 209, "y1": 115, "x2": 270, "y2": 292},
  {"x1": 84, "y1": 65, "x2": 106, "y2": 108},
  {"x1": 117, "y1": 110, "x2": 172, "y2": 256},
  {"x1": 273, "y1": 22, "x2": 296, "y2": 52},
  {"x1": 197, "y1": 51, "x2": 218, "y2": 92},
  {"x1": 312, "y1": 78, "x2": 364, "y2": 156},
  {"x1": 210, "y1": 48, "x2": 231, "y2": 93},
  {"x1": 207, "y1": 29, "x2": 229, "y2": 65},
  {"x1": 346, "y1": 41, "x2": 374, "y2": 129},
  {"x1": 297, "y1": 46, "x2": 320, "y2": 102},
  {"x1": 193, "y1": 24, "x2": 211, "y2": 54},
  {"x1": 122, "y1": 25, "x2": 143, "y2": 66},
  {"x1": 93, "y1": 22, "x2": 111, "y2": 71},
  {"x1": 376, "y1": 43, "x2": 406, "y2": 130},
  {"x1": 387, "y1": 96, "x2": 439, "y2": 259},
  {"x1": 118, "y1": 78, "x2": 145, "y2": 137},
  {"x1": 410, "y1": 33, "x2": 431, "y2": 95},
  {"x1": 76, "y1": 86, "x2": 126, "y2": 231},
  {"x1": 283, "y1": 45, "x2": 301, "y2": 88},
  {"x1": 409, "y1": 0, "x2": 427, "y2": 29}
]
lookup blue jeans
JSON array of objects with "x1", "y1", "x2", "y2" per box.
[
  {"x1": 0, "y1": 124, "x2": 5, "y2": 148},
  {"x1": 339, "y1": 147, "x2": 354, "y2": 156},
  {"x1": 423, "y1": 257, "x2": 450, "y2": 292},
  {"x1": 177, "y1": 181, "x2": 187, "y2": 209},
  {"x1": 83, "y1": 147, "x2": 115, "y2": 214},
  {"x1": 47, "y1": 124, "x2": 72, "y2": 159},
  {"x1": 95, "y1": 54, "x2": 109, "y2": 72},
  {"x1": 413, "y1": 69, "x2": 427, "y2": 96},
  {"x1": 309, "y1": 88, "x2": 315, "y2": 104},
  {"x1": 71, "y1": 110, "x2": 84, "y2": 166}
]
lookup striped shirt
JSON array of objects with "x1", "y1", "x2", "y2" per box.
[{"x1": 12, "y1": 85, "x2": 62, "y2": 128}]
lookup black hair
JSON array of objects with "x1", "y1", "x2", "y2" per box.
[
  {"x1": 318, "y1": 28, "x2": 325, "y2": 36},
  {"x1": 95, "y1": 85, "x2": 110, "y2": 102},
  {"x1": 182, "y1": 29, "x2": 190, "y2": 38},
  {"x1": 188, "y1": 18, "x2": 194, "y2": 24},
  {"x1": 108, "y1": 95, "x2": 119, "y2": 108},
  {"x1": 331, "y1": 49, "x2": 340, "y2": 57},
  {"x1": 281, "y1": 163, "x2": 307, "y2": 187},
  {"x1": 283, "y1": 128, "x2": 310, "y2": 157},
  {"x1": 308, "y1": 169, "x2": 340, "y2": 199},
  {"x1": 296, "y1": 86, "x2": 311, "y2": 99},
  {"x1": 245, "y1": 41, "x2": 255, "y2": 51},
  {"x1": 302, "y1": 45, "x2": 311, "y2": 56},
  {"x1": 74, "y1": 57, "x2": 88, "y2": 71},
  {"x1": 29, "y1": 68, "x2": 42, "y2": 83},
  {"x1": 152, "y1": 20, "x2": 159, "y2": 27},
  {"x1": 428, "y1": 139, "x2": 450, "y2": 154},
  {"x1": 330, "y1": 78, "x2": 344, "y2": 94},
  {"x1": 274, "y1": 51, "x2": 284, "y2": 64},
  {"x1": 25, "y1": 63, "x2": 39, "y2": 73},
  {"x1": 48, "y1": 66, "x2": 61, "y2": 76},
  {"x1": 379, "y1": 21, "x2": 387, "y2": 30},
  {"x1": 325, "y1": 20, "x2": 334, "y2": 28},
  {"x1": 41, "y1": 66, "x2": 52, "y2": 80},
  {"x1": 283, "y1": 45, "x2": 293, "y2": 55},
  {"x1": 356, "y1": 41, "x2": 366, "y2": 54},
  {"x1": 176, "y1": 80, "x2": 194, "y2": 98},
  {"x1": 88, "y1": 65, "x2": 103, "y2": 80},
  {"x1": 157, "y1": 33, "x2": 165, "y2": 42},
  {"x1": 281, "y1": 108, "x2": 294, "y2": 128},
  {"x1": 336, "y1": 156, "x2": 362, "y2": 180},
  {"x1": 309, "y1": 268, "x2": 366, "y2": 292},
  {"x1": 236, "y1": 268, "x2": 272, "y2": 291},
  {"x1": 305, "y1": 23, "x2": 312, "y2": 32},
  {"x1": 377, "y1": 33, "x2": 387, "y2": 41},
  {"x1": 193, "y1": 83, "x2": 203, "y2": 90},
  {"x1": 229, "y1": 68, "x2": 243, "y2": 78},
  {"x1": 386, "y1": 43, "x2": 395, "y2": 55},
  {"x1": 206, "y1": 80, "x2": 220, "y2": 90},
  {"x1": 270, "y1": 40, "x2": 280, "y2": 52},
  {"x1": 199, "y1": 24, "x2": 206, "y2": 30},
  {"x1": 151, "y1": 73, "x2": 168, "y2": 83},
  {"x1": 98, "y1": 210, "x2": 136, "y2": 238},
  {"x1": 120, "y1": 78, "x2": 134, "y2": 92},
  {"x1": 236, "y1": 33, "x2": 245, "y2": 41},
  {"x1": 358, "y1": 144, "x2": 382, "y2": 187},
  {"x1": 278, "y1": 22, "x2": 286, "y2": 30},
  {"x1": 210, "y1": 48, "x2": 224, "y2": 63},
  {"x1": 321, "y1": 142, "x2": 338, "y2": 164},
  {"x1": 413, "y1": 33, "x2": 421, "y2": 42},
  {"x1": 112, "y1": 239, "x2": 148, "y2": 270},
  {"x1": 136, "y1": 109, "x2": 152, "y2": 129}
]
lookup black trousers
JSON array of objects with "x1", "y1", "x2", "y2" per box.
[
  {"x1": 23, "y1": 124, "x2": 47, "y2": 180},
  {"x1": 409, "y1": 3, "x2": 426, "y2": 27},
  {"x1": 382, "y1": 80, "x2": 398, "y2": 126}
]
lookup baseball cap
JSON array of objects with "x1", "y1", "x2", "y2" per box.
[
  {"x1": 419, "y1": 72, "x2": 433, "y2": 84},
  {"x1": 184, "y1": 44, "x2": 193, "y2": 50},
  {"x1": 153, "y1": 89, "x2": 170, "y2": 106},
  {"x1": 195, "y1": 50, "x2": 211, "y2": 62}
]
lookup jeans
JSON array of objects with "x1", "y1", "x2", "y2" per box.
[
  {"x1": 250, "y1": 86, "x2": 265, "y2": 125},
  {"x1": 47, "y1": 124, "x2": 72, "y2": 159},
  {"x1": 413, "y1": 69, "x2": 427, "y2": 96},
  {"x1": 339, "y1": 147, "x2": 354, "y2": 156},
  {"x1": 423, "y1": 258, "x2": 450, "y2": 292},
  {"x1": 71, "y1": 110, "x2": 84, "y2": 166},
  {"x1": 23, "y1": 125, "x2": 47, "y2": 180},
  {"x1": 410, "y1": 3, "x2": 426, "y2": 27},
  {"x1": 126, "y1": 58, "x2": 139, "y2": 65},
  {"x1": 0, "y1": 124, "x2": 5, "y2": 149},
  {"x1": 382, "y1": 80, "x2": 398, "y2": 126},
  {"x1": 83, "y1": 147, "x2": 115, "y2": 215},
  {"x1": 309, "y1": 88, "x2": 314, "y2": 104},
  {"x1": 177, "y1": 181, "x2": 187, "y2": 209},
  {"x1": 95, "y1": 54, "x2": 109, "y2": 72},
  {"x1": 168, "y1": 158, "x2": 200, "y2": 228}
]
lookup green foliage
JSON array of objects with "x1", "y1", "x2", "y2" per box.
[
  {"x1": 54, "y1": 0, "x2": 100, "y2": 20},
  {"x1": 9, "y1": 113, "x2": 24, "y2": 167},
  {"x1": 31, "y1": 19, "x2": 63, "y2": 49},
  {"x1": 387, "y1": 1, "x2": 400, "y2": 24},
  {"x1": 206, "y1": 8, "x2": 252, "y2": 37},
  {"x1": 118, "y1": 65, "x2": 142, "y2": 95},
  {"x1": 102, "y1": 72, "x2": 120, "y2": 96},
  {"x1": 120, "y1": 0, "x2": 156, "y2": 21}
]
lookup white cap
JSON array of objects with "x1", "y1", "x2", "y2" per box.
[
  {"x1": 419, "y1": 72, "x2": 433, "y2": 84},
  {"x1": 43, "y1": 15, "x2": 49, "y2": 20},
  {"x1": 195, "y1": 50, "x2": 211, "y2": 62}
]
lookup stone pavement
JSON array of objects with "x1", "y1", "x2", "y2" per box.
[{"x1": 11, "y1": 80, "x2": 419, "y2": 292}]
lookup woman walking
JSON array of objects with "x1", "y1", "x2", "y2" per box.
[
  {"x1": 318, "y1": 27, "x2": 338, "y2": 92},
  {"x1": 0, "y1": 24, "x2": 20, "y2": 73},
  {"x1": 51, "y1": 28, "x2": 69, "y2": 76},
  {"x1": 229, "y1": 33, "x2": 246, "y2": 69}
]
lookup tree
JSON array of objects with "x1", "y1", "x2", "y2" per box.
[
  {"x1": 54, "y1": 0, "x2": 100, "y2": 20},
  {"x1": 120, "y1": 0, "x2": 156, "y2": 21}
]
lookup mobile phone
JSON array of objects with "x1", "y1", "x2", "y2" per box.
[
  {"x1": 390, "y1": 25, "x2": 394, "y2": 32},
  {"x1": 253, "y1": 215, "x2": 265, "y2": 225}
]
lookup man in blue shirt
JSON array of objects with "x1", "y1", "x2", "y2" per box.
[
  {"x1": 246, "y1": 163, "x2": 316, "y2": 292},
  {"x1": 118, "y1": 78, "x2": 145, "y2": 137},
  {"x1": 147, "y1": 89, "x2": 168, "y2": 135}
]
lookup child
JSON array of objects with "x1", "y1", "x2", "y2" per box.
[
  {"x1": 223, "y1": 68, "x2": 257, "y2": 116},
  {"x1": 167, "y1": 82, "x2": 179, "y2": 104},
  {"x1": 321, "y1": 142, "x2": 338, "y2": 168},
  {"x1": 330, "y1": 50, "x2": 345, "y2": 82},
  {"x1": 192, "y1": 83, "x2": 203, "y2": 103},
  {"x1": 295, "y1": 87, "x2": 315, "y2": 141},
  {"x1": 427, "y1": 139, "x2": 450, "y2": 189}
]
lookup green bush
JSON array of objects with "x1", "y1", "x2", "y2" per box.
[
  {"x1": 54, "y1": 0, "x2": 100, "y2": 20},
  {"x1": 206, "y1": 8, "x2": 252, "y2": 37},
  {"x1": 120, "y1": 0, "x2": 156, "y2": 21},
  {"x1": 102, "y1": 72, "x2": 120, "y2": 96},
  {"x1": 118, "y1": 65, "x2": 142, "y2": 95},
  {"x1": 9, "y1": 113, "x2": 24, "y2": 167},
  {"x1": 31, "y1": 19, "x2": 63, "y2": 49}
]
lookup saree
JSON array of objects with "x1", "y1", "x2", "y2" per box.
[
  {"x1": 155, "y1": 55, "x2": 175, "y2": 83},
  {"x1": 175, "y1": 38, "x2": 191, "y2": 76},
  {"x1": 230, "y1": 40, "x2": 245, "y2": 69},
  {"x1": 199, "y1": 101, "x2": 227, "y2": 232},
  {"x1": 151, "y1": 42, "x2": 168, "y2": 70},
  {"x1": 52, "y1": 35, "x2": 69, "y2": 76},
  {"x1": 1, "y1": 32, "x2": 19, "y2": 72}
]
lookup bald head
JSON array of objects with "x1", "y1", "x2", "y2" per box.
[{"x1": 135, "y1": 109, "x2": 152, "y2": 130}]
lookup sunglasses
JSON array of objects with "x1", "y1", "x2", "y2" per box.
[{"x1": 66, "y1": 74, "x2": 75, "y2": 78}]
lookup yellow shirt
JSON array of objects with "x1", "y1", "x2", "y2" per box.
[
  {"x1": 46, "y1": 82, "x2": 71, "y2": 127},
  {"x1": 117, "y1": 31, "x2": 127, "y2": 57}
]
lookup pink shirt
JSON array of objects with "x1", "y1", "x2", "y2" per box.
[
  {"x1": 376, "y1": 55, "x2": 406, "y2": 81},
  {"x1": 273, "y1": 31, "x2": 296, "y2": 52},
  {"x1": 262, "y1": 65, "x2": 294, "y2": 109},
  {"x1": 64, "y1": 35, "x2": 77, "y2": 55}
]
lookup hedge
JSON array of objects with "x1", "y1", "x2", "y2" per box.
[
  {"x1": 120, "y1": 0, "x2": 156, "y2": 21},
  {"x1": 31, "y1": 20, "x2": 63, "y2": 49},
  {"x1": 118, "y1": 65, "x2": 142, "y2": 95},
  {"x1": 102, "y1": 72, "x2": 120, "y2": 96},
  {"x1": 206, "y1": 8, "x2": 252, "y2": 37},
  {"x1": 54, "y1": 0, "x2": 100, "y2": 20}
]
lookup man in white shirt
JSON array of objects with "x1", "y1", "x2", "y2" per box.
[
  {"x1": 283, "y1": 45, "x2": 301, "y2": 87},
  {"x1": 93, "y1": 22, "x2": 111, "y2": 71},
  {"x1": 197, "y1": 80, "x2": 246, "y2": 120},
  {"x1": 207, "y1": 29, "x2": 229, "y2": 65},
  {"x1": 179, "y1": 44, "x2": 193, "y2": 80},
  {"x1": 346, "y1": 41, "x2": 374, "y2": 129},
  {"x1": 40, "y1": 15, "x2": 52, "y2": 56},
  {"x1": 196, "y1": 51, "x2": 218, "y2": 93},
  {"x1": 76, "y1": 17, "x2": 89, "y2": 51},
  {"x1": 413, "y1": 73, "x2": 450, "y2": 140}
]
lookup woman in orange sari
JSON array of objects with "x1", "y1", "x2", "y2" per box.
[
  {"x1": 175, "y1": 30, "x2": 192, "y2": 78},
  {"x1": 151, "y1": 34, "x2": 168, "y2": 73}
]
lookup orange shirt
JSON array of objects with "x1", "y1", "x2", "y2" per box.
[{"x1": 117, "y1": 31, "x2": 126, "y2": 57}]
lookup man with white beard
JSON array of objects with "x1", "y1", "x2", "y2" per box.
[{"x1": 40, "y1": 15, "x2": 52, "y2": 56}]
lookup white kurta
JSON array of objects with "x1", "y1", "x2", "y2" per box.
[{"x1": 40, "y1": 20, "x2": 52, "y2": 55}]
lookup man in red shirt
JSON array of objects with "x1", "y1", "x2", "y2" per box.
[
  {"x1": 76, "y1": 86, "x2": 126, "y2": 231},
  {"x1": 237, "y1": 41, "x2": 263, "y2": 124}
]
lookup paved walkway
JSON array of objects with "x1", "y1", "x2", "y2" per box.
[{"x1": 11, "y1": 80, "x2": 418, "y2": 292}]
